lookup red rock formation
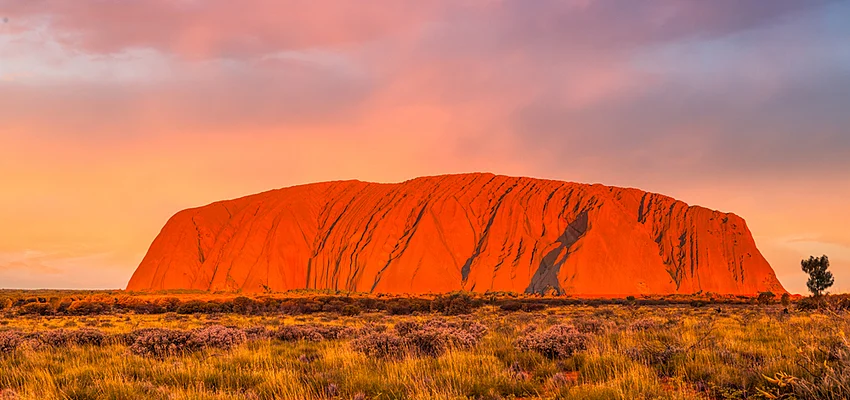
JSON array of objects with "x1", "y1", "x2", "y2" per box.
[{"x1": 126, "y1": 173, "x2": 786, "y2": 295}]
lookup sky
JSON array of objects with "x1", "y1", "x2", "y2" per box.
[{"x1": 0, "y1": 0, "x2": 848, "y2": 293}]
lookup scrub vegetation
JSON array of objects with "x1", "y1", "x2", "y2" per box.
[{"x1": 0, "y1": 290, "x2": 849, "y2": 399}]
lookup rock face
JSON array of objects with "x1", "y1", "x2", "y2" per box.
[{"x1": 127, "y1": 173, "x2": 786, "y2": 295}]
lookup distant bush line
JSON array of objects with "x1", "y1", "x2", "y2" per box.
[
  {"x1": 1, "y1": 290, "x2": 847, "y2": 317},
  {"x1": 0, "y1": 319, "x2": 490, "y2": 360}
]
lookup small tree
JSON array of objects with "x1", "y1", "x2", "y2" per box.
[
  {"x1": 757, "y1": 291, "x2": 775, "y2": 305},
  {"x1": 780, "y1": 293, "x2": 791, "y2": 308},
  {"x1": 801, "y1": 255, "x2": 834, "y2": 297}
]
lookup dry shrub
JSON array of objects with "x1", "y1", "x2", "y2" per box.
[
  {"x1": 507, "y1": 362, "x2": 531, "y2": 381},
  {"x1": 162, "y1": 312, "x2": 185, "y2": 323},
  {"x1": 68, "y1": 328, "x2": 105, "y2": 346},
  {"x1": 760, "y1": 333, "x2": 850, "y2": 398},
  {"x1": 127, "y1": 326, "x2": 248, "y2": 356},
  {"x1": 572, "y1": 317, "x2": 616, "y2": 334},
  {"x1": 402, "y1": 328, "x2": 447, "y2": 357},
  {"x1": 350, "y1": 332, "x2": 406, "y2": 360},
  {"x1": 358, "y1": 323, "x2": 388, "y2": 336},
  {"x1": 418, "y1": 319, "x2": 488, "y2": 349},
  {"x1": 548, "y1": 372, "x2": 576, "y2": 388},
  {"x1": 325, "y1": 383, "x2": 339, "y2": 397},
  {"x1": 231, "y1": 296, "x2": 258, "y2": 314},
  {"x1": 591, "y1": 308, "x2": 617, "y2": 319},
  {"x1": 393, "y1": 321, "x2": 420, "y2": 337},
  {"x1": 498, "y1": 301, "x2": 524, "y2": 312},
  {"x1": 30, "y1": 330, "x2": 66, "y2": 347},
  {"x1": 390, "y1": 318, "x2": 488, "y2": 357},
  {"x1": 629, "y1": 318, "x2": 664, "y2": 331},
  {"x1": 624, "y1": 334, "x2": 684, "y2": 370},
  {"x1": 148, "y1": 297, "x2": 180, "y2": 314},
  {"x1": 279, "y1": 299, "x2": 322, "y2": 315},
  {"x1": 67, "y1": 300, "x2": 110, "y2": 315},
  {"x1": 515, "y1": 324, "x2": 587, "y2": 359},
  {"x1": 18, "y1": 302, "x2": 53, "y2": 316},
  {"x1": 189, "y1": 325, "x2": 246, "y2": 350},
  {"x1": 801, "y1": 337, "x2": 850, "y2": 397},
  {"x1": 118, "y1": 328, "x2": 166, "y2": 346},
  {"x1": 243, "y1": 326, "x2": 272, "y2": 340},
  {"x1": 276, "y1": 325, "x2": 323, "y2": 342},
  {"x1": 275, "y1": 324, "x2": 356, "y2": 342},
  {"x1": 129, "y1": 328, "x2": 195, "y2": 357},
  {"x1": 34, "y1": 328, "x2": 105, "y2": 347},
  {"x1": 321, "y1": 300, "x2": 349, "y2": 314},
  {"x1": 0, "y1": 331, "x2": 23, "y2": 354},
  {"x1": 798, "y1": 294, "x2": 850, "y2": 312},
  {"x1": 319, "y1": 325, "x2": 358, "y2": 340},
  {"x1": 385, "y1": 299, "x2": 413, "y2": 315},
  {"x1": 432, "y1": 292, "x2": 476, "y2": 315},
  {"x1": 341, "y1": 304, "x2": 362, "y2": 316},
  {"x1": 297, "y1": 352, "x2": 321, "y2": 363},
  {"x1": 500, "y1": 301, "x2": 547, "y2": 312},
  {"x1": 0, "y1": 389, "x2": 19, "y2": 400},
  {"x1": 175, "y1": 300, "x2": 207, "y2": 315}
]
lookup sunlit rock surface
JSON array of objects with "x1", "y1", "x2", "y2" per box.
[{"x1": 127, "y1": 173, "x2": 786, "y2": 295}]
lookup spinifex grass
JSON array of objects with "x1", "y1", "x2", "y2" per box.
[{"x1": 0, "y1": 302, "x2": 847, "y2": 399}]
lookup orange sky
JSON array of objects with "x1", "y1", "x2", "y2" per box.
[{"x1": 1, "y1": 0, "x2": 848, "y2": 293}]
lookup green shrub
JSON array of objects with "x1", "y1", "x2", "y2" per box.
[
  {"x1": 341, "y1": 304, "x2": 361, "y2": 316},
  {"x1": 781, "y1": 293, "x2": 791, "y2": 307},
  {"x1": 386, "y1": 299, "x2": 413, "y2": 315},
  {"x1": 432, "y1": 292, "x2": 476, "y2": 315},
  {"x1": 18, "y1": 302, "x2": 53, "y2": 316},
  {"x1": 757, "y1": 291, "x2": 775, "y2": 305},
  {"x1": 67, "y1": 300, "x2": 110, "y2": 315}
]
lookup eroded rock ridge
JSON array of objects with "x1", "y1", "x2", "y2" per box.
[{"x1": 127, "y1": 174, "x2": 786, "y2": 295}]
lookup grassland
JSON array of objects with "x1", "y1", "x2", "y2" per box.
[{"x1": 0, "y1": 291, "x2": 848, "y2": 400}]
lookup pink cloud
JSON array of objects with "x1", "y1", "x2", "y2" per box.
[
  {"x1": 5, "y1": 0, "x2": 826, "y2": 60},
  {"x1": 5, "y1": 0, "x2": 446, "y2": 59}
]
